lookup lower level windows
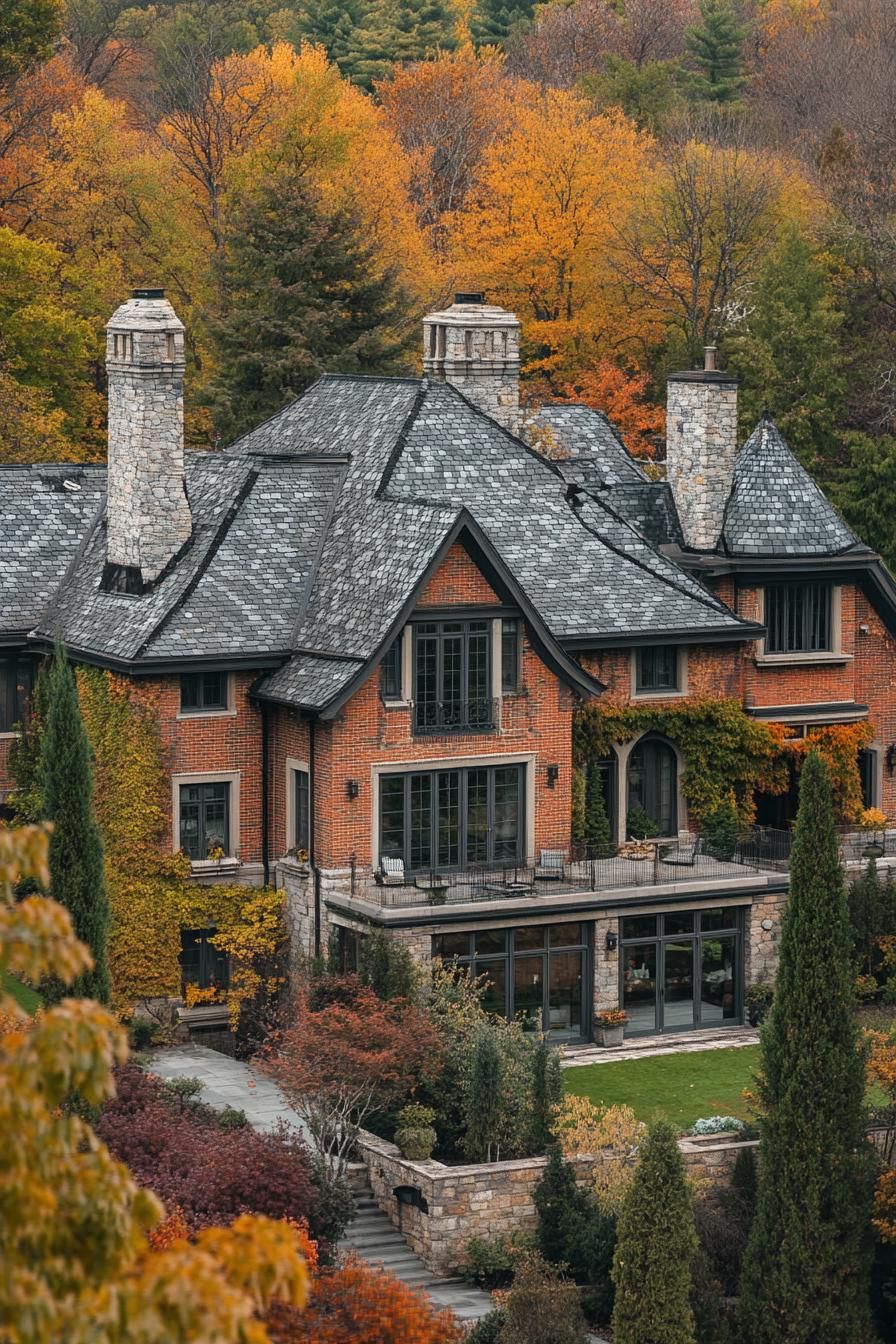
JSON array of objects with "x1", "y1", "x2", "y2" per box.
[
  {"x1": 380, "y1": 764, "x2": 524, "y2": 871},
  {"x1": 620, "y1": 908, "x2": 742, "y2": 1034},
  {"x1": 179, "y1": 782, "x2": 230, "y2": 859},
  {"x1": 180, "y1": 927, "x2": 230, "y2": 994}
]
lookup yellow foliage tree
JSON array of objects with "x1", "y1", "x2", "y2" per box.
[
  {"x1": 449, "y1": 89, "x2": 651, "y2": 384},
  {"x1": 0, "y1": 823, "x2": 308, "y2": 1343},
  {"x1": 551, "y1": 1093, "x2": 646, "y2": 1214}
]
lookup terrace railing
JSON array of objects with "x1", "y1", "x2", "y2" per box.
[{"x1": 411, "y1": 697, "x2": 499, "y2": 736}]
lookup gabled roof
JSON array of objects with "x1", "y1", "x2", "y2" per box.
[
  {"x1": 531, "y1": 404, "x2": 648, "y2": 485},
  {"x1": 721, "y1": 417, "x2": 868, "y2": 558}
]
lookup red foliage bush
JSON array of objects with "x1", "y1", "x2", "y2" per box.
[{"x1": 97, "y1": 1065, "x2": 320, "y2": 1237}]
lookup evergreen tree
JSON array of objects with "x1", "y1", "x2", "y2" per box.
[
  {"x1": 585, "y1": 763, "x2": 611, "y2": 852},
  {"x1": 358, "y1": 929, "x2": 420, "y2": 1002},
  {"x1": 528, "y1": 1037, "x2": 563, "y2": 1154},
  {"x1": 470, "y1": 0, "x2": 535, "y2": 50},
  {"x1": 835, "y1": 431, "x2": 896, "y2": 575},
  {"x1": 535, "y1": 1147, "x2": 617, "y2": 1322},
  {"x1": 612, "y1": 1120, "x2": 697, "y2": 1344},
  {"x1": 737, "y1": 752, "x2": 875, "y2": 1343},
  {"x1": 208, "y1": 151, "x2": 414, "y2": 441},
  {"x1": 726, "y1": 226, "x2": 847, "y2": 474},
  {"x1": 8, "y1": 654, "x2": 47, "y2": 824},
  {"x1": 286, "y1": 0, "x2": 370, "y2": 75},
  {"x1": 342, "y1": 0, "x2": 457, "y2": 89},
  {"x1": 686, "y1": 0, "x2": 747, "y2": 104},
  {"x1": 41, "y1": 644, "x2": 110, "y2": 1004},
  {"x1": 464, "y1": 1021, "x2": 503, "y2": 1162}
]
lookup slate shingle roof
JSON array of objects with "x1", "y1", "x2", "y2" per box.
[
  {"x1": 721, "y1": 418, "x2": 867, "y2": 557},
  {"x1": 532, "y1": 405, "x2": 649, "y2": 485}
]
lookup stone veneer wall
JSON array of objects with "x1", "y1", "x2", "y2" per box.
[
  {"x1": 665, "y1": 375, "x2": 739, "y2": 551},
  {"x1": 357, "y1": 1130, "x2": 757, "y2": 1275},
  {"x1": 745, "y1": 887, "x2": 787, "y2": 985}
]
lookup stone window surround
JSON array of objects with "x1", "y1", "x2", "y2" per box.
[
  {"x1": 629, "y1": 646, "x2": 689, "y2": 700},
  {"x1": 368, "y1": 750, "x2": 537, "y2": 871},
  {"x1": 175, "y1": 671, "x2": 237, "y2": 720},
  {"x1": 608, "y1": 732, "x2": 687, "y2": 847},
  {"x1": 381, "y1": 619, "x2": 512, "y2": 715},
  {"x1": 171, "y1": 769, "x2": 240, "y2": 867},
  {"x1": 754, "y1": 584, "x2": 850, "y2": 666},
  {"x1": 285, "y1": 755, "x2": 311, "y2": 854}
]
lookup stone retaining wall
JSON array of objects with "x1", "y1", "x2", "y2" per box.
[{"x1": 356, "y1": 1128, "x2": 755, "y2": 1275}]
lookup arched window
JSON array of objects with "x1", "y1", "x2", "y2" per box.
[{"x1": 627, "y1": 737, "x2": 677, "y2": 837}]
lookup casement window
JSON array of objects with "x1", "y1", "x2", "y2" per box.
[
  {"x1": 294, "y1": 768, "x2": 310, "y2": 855},
  {"x1": 180, "y1": 671, "x2": 228, "y2": 713},
  {"x1": 635, "y1": 646, "x2": 679, "y2": 694},
  {"x1": 412, "y1": 619, "x2": 494, "y2": 734},
  {"x1": 179, "y1": 928, "x2": 229, "y2": 993},
  {"x1": 379, "y1": 763, "x2": 524, "y2": 871},
  {"x1": 501, "y1": 619, "x2": 521, "y2": 693},
  {"x1": 0, "y1": 654, "x2": 34, "y2": 733},
  {"x1": 765, "y1": 583, "x2": 832, "y2": 655},
  {"x1": 858, "y1": 748, "x2": 878, "y2": 810},
  {"x1": 179, "y1": 782, "x2": 230, "y2": 859},
  {"x1": 380, "y1": 639, "x2": 402, "y2": 701}
]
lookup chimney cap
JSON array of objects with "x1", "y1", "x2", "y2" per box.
[
  {"x1": 454, "y1": 291, "x2": 486, "y2": 305},
  {"x1": 132, "y1": 287, "x2": 165, "y2": 300}
]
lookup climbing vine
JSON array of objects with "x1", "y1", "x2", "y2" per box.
[
  {"x1": 13, "y1": 664, "x2": 284, "y2": 1018},
  {"x1": 573, "y1": 698, "x2": 873, "y2": 827}
]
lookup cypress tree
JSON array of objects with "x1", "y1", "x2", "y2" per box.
[
  {"x1": 41, "y1": 645, "x2": 110, "y2": 1004},
  {"x1": 737, "y1": 752, "x2": 874, "y2": 1343},
  {"x1": 208, "y1": 150, "x2": 414, "y2": 442},
  {"x1": 612, "y1": 1120, "x2": 697, "y2": 1344},
  {"x1": 585, "y1": 763, "x2": 612, "y2": 853},
  {"x1": 528, "y1": 1037, "x2": 563, "y2": 1154},
  {"x1": 464, "y1": 1021, "x2": 503, "y2": 1162},
  {"x1": 686, "y1": 0, "x2": 747, "y2": 104}
]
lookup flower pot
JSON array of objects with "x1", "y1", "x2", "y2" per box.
[
  {"x1": 596, "y1": 1023, "x2": 625, "y2": 1048},
  {"x1": 428, "y1": 887, "x2": 448, "y2": 906}
]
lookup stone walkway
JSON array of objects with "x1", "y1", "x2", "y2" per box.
[
  {"x1": 147, "y1": 1045, "x2": 494, "y2": 1323},
  {"x1": 562, "y1": 1025, "x2": 759, "y2": 1069}
]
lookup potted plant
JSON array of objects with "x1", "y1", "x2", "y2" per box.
[
  {"x1": 859, "y1": 807, "x2": 887, "y2": 858},
  {"x1": 595, "y1": 1008, "x2": 627, "y2": 1047},
  {"x1": 395, "y1": 1104, "x2": 438, "y2": 1161}
]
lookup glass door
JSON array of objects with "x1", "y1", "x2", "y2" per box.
[
  {"x1": 622, "y1": 943, "x2": 657, "y2": 1033},
  {"x1": 699, "y1": 934, "x2": 738, "y2": 1026},
  {"x1": 663, "y1": 941, "x2": 695, "y2": 1030}
]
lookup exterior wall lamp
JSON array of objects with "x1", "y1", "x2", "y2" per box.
[
  {"x1": 546, "y1": 763, "x2": 560, "y2": 788},
  {"x1": 606, "y1": 930, "x2": 619, "y2": 953},
  {"x1": 346, "y1": 779, "x2": 360, "y2": 800}
]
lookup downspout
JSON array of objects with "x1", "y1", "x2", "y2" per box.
[
  {"x1": 261, "y1": 701, "x2": 270, "y2": 886},
  {"x1": 310, "y1": 718, "x2": 321, "y2": 959}
]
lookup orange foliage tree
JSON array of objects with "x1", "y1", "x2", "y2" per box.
[
  {"x1": 266, "y1": 1252, "x2": 463, "y2": 1344},
  {"x1": 559, "y1": 358, "x2": 664, "y2": 458}
]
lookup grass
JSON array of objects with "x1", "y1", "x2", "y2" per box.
[
  {"x1": 1, "y1": 970, "x2": 42, "y2": 1015},
  {"x1": 564, "y1": 1045, "x2": 761, "y2": 1131}
]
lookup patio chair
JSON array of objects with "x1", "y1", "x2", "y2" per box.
[
  {"x1": 378, "y1": 855, "x2": 406, "y2": 886},
  {"x1": 660, "y1": 831, "x2": 701, "y2": 867},
  {"x1": 535, "y1": 848, "x2": 567, "y2": 881}
]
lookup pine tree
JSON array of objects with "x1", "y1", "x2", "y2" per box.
[
  {"x1": 726, "y1": 226, "x2": 847, "y2": 475},
  {"x1": 8, "y1": 654, "x2": 47, "y2": 824},
  {"x1": 41, "y1": 645, "x2": 110, "y2": 1004},
  {"x1": 288, "y1": 0, "x2": 371, "y2": 74},
  {"x1": 737, "y1": 752, "x2": 875, "y2": 1343},
  {"x1": 585, "y1": 763, "x2": 611, "y2": 852},
  {"x1": 612, "y1": 1120, "x2": 697, "y2": 1344},
  {"x1": 208, "y1": 152, "x2": 414, "y2": 442},
  {"x1": 470, "y1": 0, "x2": 535, "y2": 50},
  {"x1": 528, "y1": 1037, "x2": 563, "y2": 1154},
  {"x1": 341, "y1": 0, "x2": 457, "y2": 90},
  {"x1": 686, "y1": 0, "x2": 747, "y2": 104},
  {"x1": 464, "y1": 1021, "x2": 503, "y2": 1162}
]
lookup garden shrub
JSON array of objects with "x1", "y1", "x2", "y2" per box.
[
  {"x1": 394, "y1": 1103, "x2": 437, "y2": 1160},
  {"x1": 464, "y1": 1021, "x2": 503, "y2": 1161},
  {"x1": 96, "y1": 1065, "x2": 335, "y2": 1243},
  {"x1": 689, "y1": 1116, "x2": 745, "y2": 1136},
  {"x1": 850, "y1": 859, "x2": 896, "y2": 991},
  {"x1": 702, "y1": 796, "x2": 739, "y2": 861},
  {"x1": 497, "y1": 1250, "x2": 588, "y2": 1344},
  {"x1": 528, "y1": 1036, "x2": 563, "y2": 1155},
  {"x1": 461, "y1": 1233, "x2": 523, "y2": 1288},
  {"x1": 358, "y1": 929, "x2": 420, "y2": 1002},
  {"x1": 534, "y1": 1146, "x2": 616, "y2": 1325},
  {"x1": 552, "y1": 1094, "x2": 644, "y2": 1214},
  {"x1": 744, "y1": 980, "x2": 773, "y2": 1026},
  {"x1": 466, "y1": 1309, "x2": 507, "y2": 1344}
]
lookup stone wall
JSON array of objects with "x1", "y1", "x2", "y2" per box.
[
  {"x1": 745, "y1": 885, "x2": 787, "y2": 986},
  {"x1": 665, "y1": 374, "x2": 739, "y2": 551},
  {"x1": 357, "y1": 1128, "x2": 756, "y2": 1275}
]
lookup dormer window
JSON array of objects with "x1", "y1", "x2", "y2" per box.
[{"x1": 765, "y1": 582, "x2": 832, "y2": 654}]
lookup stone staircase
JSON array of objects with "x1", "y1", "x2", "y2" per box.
[{"x1": 339, "y1": 1183, "x2": 494, "y2": 1323}]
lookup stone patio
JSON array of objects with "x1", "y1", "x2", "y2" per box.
[{"x1": 562, "y1": 1025, "x2": 759, "y2": 1068}]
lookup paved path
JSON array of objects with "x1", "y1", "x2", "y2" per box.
[
  {"x1": 562, "y1": 1025, "x2": 759, "y2": 1068},
  {"x1": 147, "y1": 1045, "x2": 493, "y2": 1323}
]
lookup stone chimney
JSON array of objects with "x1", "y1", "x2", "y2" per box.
[
  {"x1": 105, "y1": 288, "x2": 192, "y2": 585},
  {"x1": 423, "y1": 293, "x2": 520, "y2": 433},
  {"x1": 665, "y1": 348, "x2": 739, "y2": 551}
]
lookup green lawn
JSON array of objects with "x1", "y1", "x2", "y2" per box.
[
  {"x1": 1, "y1": 970, "x2": 42, "y2": 1015},
  {"x1": 564, "y1": 1046, "x2": 760, "y2": 1131}
]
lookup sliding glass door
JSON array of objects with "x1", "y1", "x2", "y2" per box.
[
  {"x1": 380, "y1": 764, "x2": 524, "y2": 871},
  {"x1": 619, "y1": 908, "x2": 742, "y2": 1034}
]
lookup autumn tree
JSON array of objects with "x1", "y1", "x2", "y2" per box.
[
  {"x1": 264, "y1": 980, "x2": 443, "y2": 1178},
  {"x1": 0, "y1": 0, "x2": 63, "y2": 84},
  {"x1": 507, "y1": 0, "x2": 695, "y2": 88},
  {"x1": 41, "y1": 644, "x2": 111, "y2": 1005},
  {"x1": 560, "y1": 360, "x2": 663, "y2": 458},
  {"x1": 0, "y1": 822, "x2": 310, "y2": 1342},
  {"x1": 207, "y1": 144, "x2": 414, "y2": 441},
  {"x1": 737, "y1": 752, "x2": 875, "y2": 1343}
]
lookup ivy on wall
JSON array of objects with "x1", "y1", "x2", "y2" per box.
[
  {"x1": 573, "y1": 698, "x2": 873, "y2": 828},
  {"x1": 14, "y1": 664, "x2": 281, "y2": 1015}
]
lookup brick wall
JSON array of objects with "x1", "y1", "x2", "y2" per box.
[
  {"x1": 0, "y1": 736, "x2": 12, "y2": 796},
  {"x1": 417, "y1": 542, "x2": 499, "y2": 607}
]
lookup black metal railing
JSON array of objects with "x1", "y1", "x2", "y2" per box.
[{"x1": 411, "y1": 697, "x2": 499, "y2": 736}]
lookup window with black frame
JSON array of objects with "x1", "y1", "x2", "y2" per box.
[
  {"x1": 380, "y1": 638, "x2": 402, "y2": 700},
  {"x1": 636, "y1": 645, "x2": 679, "y2": 693},
  {"x1": 501, "y1": 619, "x2": 520, "y2": 693},
  {"x1": 412, "y1": 619, "x2": 493, "y2": 733},
  {"x1": 179, "y1": 782, "x2": 230, "y2": 859},
  {"x1": 0, "y1": 654, "x2": 34, "y2": 733},
  {"x1": 765, "y1": 582, "x2": 833, "y2": 654},
  {"x1": 294, "y1": 768, "x2": 310, "y2": 854},
  {"x1": 179, "y1": 928, "x2": 230, "y2": 993},
  {"x1": 380, "y1": 764, "x2": 524, "y2": 871},
  {"x1": 180, "y1": 671, "x2": 228, "y2": 713}
]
